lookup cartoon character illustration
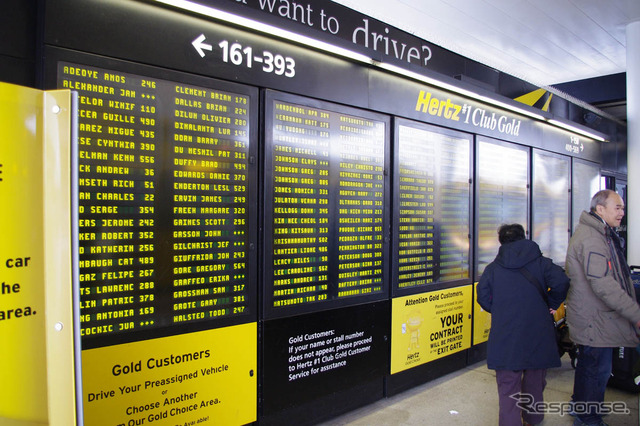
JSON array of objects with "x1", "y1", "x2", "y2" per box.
[{"x1": 405, "y1": 312, "x2": 422, "y2": 351}]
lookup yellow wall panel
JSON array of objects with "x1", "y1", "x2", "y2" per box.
[
  {"x1": 81, "y1": 323, "x2": 257, "y2": 426},
  {"x1": 0, "y1": 83, "x2": 75, "y2": 425},
  {"x1": 390, "y1": 286, "x2": 472, "y2": 374},
  {"x1": 473, "y1": 282, "x2": 491, "y2": 345}
]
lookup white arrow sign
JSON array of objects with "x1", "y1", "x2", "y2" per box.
[{"x1": 192, "y1": 34, "x2": 212, "y2": 58}]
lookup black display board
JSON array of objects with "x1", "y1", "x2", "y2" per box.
[
  {"x1": 571, "y1": 159, "x2": 601, "y2": 232},
  {"x1": 263, "y1": 91, "x2": 390, "y2": 319},
  {"x1": 475, "y1": 137, "x2": 530, "y2": 277},
  {"x1": 392, "y1": 119, "x2": 472, "y2": 295},
  {"x1": 48, "y1": 51, "x2": 258, "y2": 348},
  {"x1": 261, "y1": 302, "x2": 389, "y2": 426},
  {"x1": 532, "y1": 150, "x2": 570, "y2": 266}
]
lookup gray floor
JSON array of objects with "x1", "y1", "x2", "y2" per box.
[{"x1": 319, "y1": 355, "x2": 639, "y2": 425}]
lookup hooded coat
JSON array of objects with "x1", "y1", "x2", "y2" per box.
[{"x1": 477, "y1": 239, "x2": 569, "y2": 370}]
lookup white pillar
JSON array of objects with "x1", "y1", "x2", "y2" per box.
[{"x1": 628, "y1": 20, "x2": 640, "y2": 265}]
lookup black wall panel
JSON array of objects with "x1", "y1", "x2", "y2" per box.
[
  {"x1": 0, "y1": 0, "x2": 37, "y2": 86},
  {"x1": 261, "y1": 302, "x2": 390, "y2": 425}
]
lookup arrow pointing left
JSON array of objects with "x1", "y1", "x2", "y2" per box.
[{"x1": 192, "y1": 34, "x2": 213, "y2": 58}]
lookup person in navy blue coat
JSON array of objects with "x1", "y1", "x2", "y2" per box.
[{"x1": 477, "y1": 224, "x2": 569, "y2": 426}]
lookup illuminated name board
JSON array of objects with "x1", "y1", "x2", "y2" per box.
[
  {"x1": 265, "y1": 95, "x2": 388, "y2": 314},
  {"x1": 394, "y1": 122, "x2": 471, "y2": 291},
  {"x1": 60, "y1": 62, "x2": 255, "y2": 345}
]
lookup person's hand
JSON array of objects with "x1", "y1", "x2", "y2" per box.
[{"x1": 550, "y1": 309, "x2": 557, "y2": 315}]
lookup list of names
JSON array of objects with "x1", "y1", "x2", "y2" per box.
[
  {"x1": 396, "y1": 124, "x2": 470, "y2": 289},
  {"x1": 60, "y1": 62, "x2": 254, "y2": 343},
  {"x1": 267, "y1": 99, "x2": 386, "y2": 311}
]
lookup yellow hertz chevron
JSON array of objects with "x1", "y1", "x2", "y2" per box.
[{"x1": 514, "y1": 88, "x2": 553, "y2": 112}]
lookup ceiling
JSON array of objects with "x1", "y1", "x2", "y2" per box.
[{"x1": 332, "y1": 0, "x2": 640, "y2": 121}]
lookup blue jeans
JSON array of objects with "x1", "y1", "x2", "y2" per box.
[{"x1": 573, "y1": 345, "x2": 613, "y2": 425}]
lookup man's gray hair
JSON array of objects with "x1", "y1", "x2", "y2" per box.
[{"x1": 590, "y1": 189, "x2": 616, "y2": 212}]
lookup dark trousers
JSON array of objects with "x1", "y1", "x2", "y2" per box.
[
  {"x1": 496, "y1": 369, "x2": 547, "y2": 426},
  {"x1": 573, "y1": 345, "x2": 613, "y2": 425}
]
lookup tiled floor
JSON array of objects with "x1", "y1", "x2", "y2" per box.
[{"x1": 319, "y1": 355, "x2": 639, "y2": 425}]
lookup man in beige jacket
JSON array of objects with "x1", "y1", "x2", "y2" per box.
[{"x1": 566, "y1": 189, "x2": 640, "y2": 426}]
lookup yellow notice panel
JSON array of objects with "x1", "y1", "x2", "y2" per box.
[
  {"x1": 473, "y1": 282, "x2": 492, "y2": 345},
  {"x1": 82, "y1": 323, "x2": 257, "y2": 426},
  {"x1": 0, "y1": 83, "x2": 74, "y2": 425},
  {"x1": 390, "y1": 286, "x2": 472, "y2": 374},
  {"x1": 0, "y1": 82, "x2": 47, "y2": 425}
]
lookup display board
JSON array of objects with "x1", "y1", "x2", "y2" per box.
[
  {"x1": 572, "y1": 159, "x2": 601, "y2": 232},
  {"x1": 476, "y1": 138, "x2": 529, "y2": 276},
  {"x1": 392, "y1": 119, "x2": 471, "y2": 295},
  {"x1": 263, "y1": 91, "x2": 390, "y2": 318},
  {"x1": 532, "y1": 150, "x2": 570, "y2": 265},
  {"x1": 55, "y1": 58, "x2": 258, "y2": 348}
]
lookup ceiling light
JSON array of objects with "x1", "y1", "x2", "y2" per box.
[
  {"x1": 153, "y1": 0, "x2": 607, "y2": 142},
  {"x1": 153, "y1": 0, "x2": 373, "y2": 64},
  {"x1": 548, "y1": 119, "x2": 606, "y2": 142}
]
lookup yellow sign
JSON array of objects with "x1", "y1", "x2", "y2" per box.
[
  {"x1": 0, "y1": 83, "x2": 74, "y2": 425},
  {"x1": 390, "y1": 286, "x2": 472, "y2": 374},
  {"x1": 473, "y1": 282, "x2": 492, "y2": 345},
  {"x1": 82, "y1": 323, "x2": 257, "y2": 426}
]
